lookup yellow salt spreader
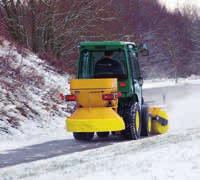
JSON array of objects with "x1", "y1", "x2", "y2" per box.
[{"x1": 63, "y1": 41, "x2": 169, "y2": 140}]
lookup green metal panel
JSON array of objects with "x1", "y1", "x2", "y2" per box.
[
  {"x1": 80, "y1": 41, "x2": 136, "y2": 51},
  {"x1": 80, "y1": 41, "x2": 136, "y2": 46}
]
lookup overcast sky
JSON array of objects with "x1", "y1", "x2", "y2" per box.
[{"x1": 159, "y1": 0, "x2": 200, "y2": 10}]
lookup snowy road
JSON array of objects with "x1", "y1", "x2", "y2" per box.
[
  {"x1": 0, "y1": 83, "x2": 199, "y2": 168},
  {"x1": 0, "y1": 82, "x2": 200, "y2": 180},
  {"x1": 0, "y1": 136, "x2": 125, "y2": 168},
  {"x1": 1, "y1": 127, "x2": 200, "y2": 180}
]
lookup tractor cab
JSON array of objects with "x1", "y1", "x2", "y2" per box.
[{"x1": 78, "y1": 41, "x2": 148, "y2": 101}]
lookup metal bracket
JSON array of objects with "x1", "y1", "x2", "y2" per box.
[{"x1": 152, "y1": 115, "x2": 168, "y2": 126}]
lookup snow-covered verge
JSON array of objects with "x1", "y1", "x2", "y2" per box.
[
  {"x1": 0, "y1": 127, "x2": 200, "y2": 180},
  {"x1": 143, "y1": 75, "x2": 200, "y2": 89},
  {"x1": 0, "y1": 39, "x2": 72, "y2": 151}
]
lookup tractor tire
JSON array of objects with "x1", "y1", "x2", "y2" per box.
[
  {"x1": 73, "y1": 132, "x2": 94, "y2": 141},
  {"x1": 97, "y1": 132, "x2": 109, "y2": 138},
  {"x1": 141, "y1": 105, "x2": 151, "y2": 136},
  {"x1": 122, "y1": 102, "x2": 141, "y2": 140}
]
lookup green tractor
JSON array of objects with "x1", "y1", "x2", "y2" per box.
[{"x1": 65, "y1": 41, "x2": 169, "y2": 141}]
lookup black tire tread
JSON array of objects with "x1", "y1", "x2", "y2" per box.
[
  {"x1": 122, "y1": 102, "x2": 141, "y2": 140},
  {"x1": 141, "y1": 105, "x2": 150, "y2": 136},
  {"x1": 97, "y1": 132, "x2": 109, "y2": 138},
  {"x1": 73, "y1": 132, "x2": 94, "y2": 141}
]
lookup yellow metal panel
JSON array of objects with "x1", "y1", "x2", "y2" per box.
[
  {"x1": 70, "y1": 79, "x2": 117, "y2": 90},
  {"x1": 72, "y1": 89, "x2": 118, "y2": 108},
  {"x1": 135, "y1": 111, "x2": 140, "y2": 131},
  {"x1": 66, "y1": 107, "x2": 125, "y2": 132},
  {"x1": 70, "y1": 78, "x2": 118, "y2": 108}
]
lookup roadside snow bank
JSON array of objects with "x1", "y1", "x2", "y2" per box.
[
  {"x1": 0, "y1": 128, "x2": 200, "y2": 180},
  {"x1": 0, "y1": 40, "x2": 71, "y2": 151},
  {"x1": 144, "y1": 75, "x2": 200, "y2": 89},
  {"x1": 169, "y1": 91, "x2": 200, "y2": 132}
]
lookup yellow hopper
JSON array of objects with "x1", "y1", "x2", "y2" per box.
[{"x1": 66, "y1": 79, "x2": 125, "y2": 134}]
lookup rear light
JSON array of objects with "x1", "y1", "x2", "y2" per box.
[
  {"x1": 119, "y1": 82, "x2": 126, "y2": 87},
  {"x1": 117, "y1": 92, "x2": 122, "y2": 97},
  {"x1": 102, "y1": 92, "x2": 122, "y2": 100},
  {"x1": 102, "y1": 94, "x2": 115, "y2": 100},
  {"x1": 65, "y1": 95, "x2": 76, "y2": 101}
]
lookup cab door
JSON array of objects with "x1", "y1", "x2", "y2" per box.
[{"x1": 127, "y1": 45, "x2": 143, "y2": 106}]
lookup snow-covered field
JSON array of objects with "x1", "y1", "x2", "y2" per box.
[{"x1": 1, "y1": 39, "x2": 200, "y2": 180}]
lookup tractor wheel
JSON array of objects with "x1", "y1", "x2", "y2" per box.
[
  {"x1": 73, "y1": 132, "x2": 94, "y2": 141},
  {"x1": 141, "y1": 105, "x2": 152, "y2": 136},
  {"x1": 97, "y1": 132, "x2": 109, "y2": 138},
  {"x1": 122, "y1": 102, "x2": 141, "y2": 140}
]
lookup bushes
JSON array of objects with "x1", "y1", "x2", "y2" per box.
[
  {"x1": 0, "y1": 16, "x2": 10, "y2": 40},
  {"x1": 0, "y1": 0, "x2": 115, "y2": 73}
]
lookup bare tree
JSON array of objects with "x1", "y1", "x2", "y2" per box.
[{"x1": 1, "y1": 0, "x2": 199, "y2": 77}]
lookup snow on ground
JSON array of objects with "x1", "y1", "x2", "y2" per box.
[
  {"x1": 0, "y1": 39, "x2": 72, "y2": 151},
  {"x1": 143, "y1": 75, "x2": 200, "y2": 89},
  {"x1": 1, "y1": 86, "x2": 200, "y2": 180},
  {"x1": 169, "y1": 91, "x2": 200, "y2": 132},
  {"x1": 159, "y1": 0, "x2": 200, "y2": 12},
  {"x1": 1, "y1": 125, "x2": 200, "y2": 180}
]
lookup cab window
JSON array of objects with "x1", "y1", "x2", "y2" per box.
[{"x1": 128, "y1": 47, "x2": 141, "y2": 79}]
